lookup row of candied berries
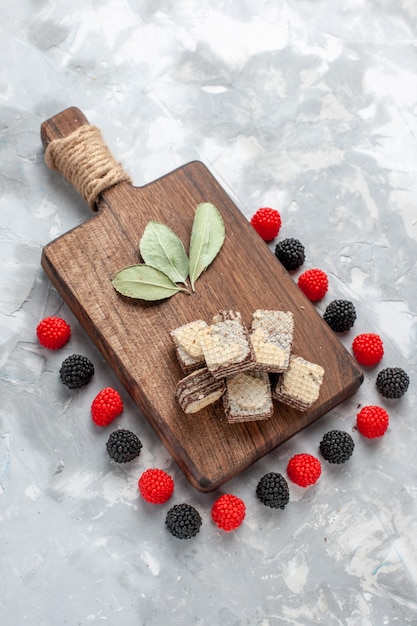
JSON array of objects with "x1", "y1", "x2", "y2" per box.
[
  {"x1": 249, "y1": 207, "x2": 410, "y2": 398},
  {"x1": 35, "y1": 316, "x2": 245, "y2": 537},
  {"x1": 209, "y1": 200, "x2": 409, "y2": 535},
  {"x1": 36, "y1": 201, "x2": 410, "y2": 539},
  {"x1": 35, "y1": 315, "x2": 370, "y2": 539},
  {"x1": 245, "y1": 209, "x2": 411, "y2": 523}
]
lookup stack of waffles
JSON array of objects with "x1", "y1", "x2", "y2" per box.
[{"x1": 171, "y1": 310, "x2": 324, "y2": 423}]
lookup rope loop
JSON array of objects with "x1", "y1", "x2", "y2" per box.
[{"x1": 45, "y1": 125, "x2": 131, "y2": 210}]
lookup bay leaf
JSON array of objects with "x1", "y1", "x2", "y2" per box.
[
  {"x1": 139, "y1": 221, "x2": 189, "y2": 285},
  {"x1": 112, "y1": 264, "x2": 190, "y2": 301},
  {"x1": 189, "y1": 202, "x2": 225, "y2": 291}
]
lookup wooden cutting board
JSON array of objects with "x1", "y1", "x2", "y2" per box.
[{"x1": 40, "y1": 107, "x2": 363, "y2": 492}]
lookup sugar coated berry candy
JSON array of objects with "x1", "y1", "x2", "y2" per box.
[
  {"x1": 250, "y1": 207, "x2": 282, "y2": 242},
  {"x1": 376, "y1": 367, "x2": 409, "y2": 399},
  {"x1": 138, "y1": 468, "x2": 175, "y2": 504},
  {"x1": 36, "y1": 316, "x2": 71, "y2": 350},
  {"x1": 106, "y1": 429, "x2": 142, "y2": 463},
  {"x1": 287, "y1": 453, "x2": 322, "y2": 487},
  {"x1": 297, "y1": 269, "x2": 328, "y2": 302},
  {"x1": 323, "y1": 300, "x2": 356, "y2": 333},
  {"x1": 256, "y1": 472, "x2": 290, "y2": 509},
  {"x1": 165, "y1": 503, "x2": 202, "y2": 539},
  {"x1": 352, "y1": 333, "x2": 384, "y2": 366},
  {"x1": 91, "y1": 387, "x2": 124, "y2": 426},
  {"x1": 59, "y1": 354, "x2": 94, "y2": 389},
  {"x1": 356, "y1": 405, "x2": 389, "y2": 438},
  {"x1": 274, "y1": 238, "x2": 305, "y2": 271},
  {"x1": 319, "y1": 430, "x2": 355, "y2": 463},
  {"x1": 211, "y1": 494, "x2": 246, "y2": 531}
]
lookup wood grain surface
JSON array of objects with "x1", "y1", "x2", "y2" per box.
[{"x1": 41, "y1": 107, "x2": 363, "y2": 491}]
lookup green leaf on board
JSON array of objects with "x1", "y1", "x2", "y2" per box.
[
  {"x1": 112, "y1": 264, "x2": 190, "y2": 301},
  {"x1": 188, "y1": 202, "x2": 225, "y2": 291},
  {"x1": 139, "y1": 221, "x2": 189, "y2": 286}
]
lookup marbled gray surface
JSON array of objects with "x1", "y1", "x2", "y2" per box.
[{"x1": 1, "y1": 1, "x2": 417, "y2": 624}]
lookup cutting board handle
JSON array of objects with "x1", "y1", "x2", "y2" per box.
[{"x1": 41, "y1": 107, "x2": 132, "y2": 211}]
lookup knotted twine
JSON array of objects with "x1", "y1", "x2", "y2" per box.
[{"x1": 44, "y1": 124, "x2": 132, "y2": 210}]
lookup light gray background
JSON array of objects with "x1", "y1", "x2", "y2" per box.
[{"x1": 1, "y1": 1, "x2": 417, "y2": 624}]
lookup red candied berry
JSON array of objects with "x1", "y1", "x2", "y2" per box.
[
  {"x1": 211, "y1": 494, "x2": 246, "y2": 531},
  {"x1": 138, "y1": 468, "x2": 175, "y2": 504},
  {"x1": 356, "y1": 405, "x2": 389, "y2": 438},
  {"x1": 91, "y1": 387, "x2": 124, "y2": 426},
  {"x1": 36, "y1": 316, "x2": 71, "y2": 350},
  {"x1": 250, "y1": 207, "x2": 282, "y2": 242},
  {"x1": 297, "y1": 269, "x2": 328, "y2": 302},
  {"x1": 287, "y1": 453, "x2": 322, "y2": 487},
  {"x1": 352, "y1": 333, "x2": 384, "y2": 366}
]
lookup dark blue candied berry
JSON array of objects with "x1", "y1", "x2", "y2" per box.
[
  {"x1": 106, "y1": 429, "x2": 142, "y2": 463},
  {"x1": 165, "y1": 503, "x2": 202, "y2": 539},
  {"x1": 59, "y1": 354, "x2": 94, "y2": 389},
  {"x1": 274, "y1": 238, "x2": 305, "y2": 271},
  {"x1": 319, "y1": 430, "x2": 355, "y2": 464},
  {"x1": 323, "y1": 299, "x2": 356, "y2": 333},
  {"x1": 376, "y1": 367, "x2": 410, "y2": 399},
  {"x1": 256, "y1": 472, "x2": 290, "y2": 509}
]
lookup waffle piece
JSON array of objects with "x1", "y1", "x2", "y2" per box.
[
  {"x1": 272, "y1": 355, "x2": 325, "y2": 411},
  {"x1": 250, "y1": 309, "x2": 294, "y2": 373},
  {"x1": 170, "y1": 319, "x2": 207, "y2": 373},
  {"x1": 223, "y1": 371, "x2": 273, "y2": 423},
  {"x1": 175, "y1": 367, "x2": 226, "y2": 414},
  {"x1": 198, "y1": 311, "x2": 255, "y2": 379},
  {"x1": 211, "y1": 310, "x2": 242, "y2": 323}
]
